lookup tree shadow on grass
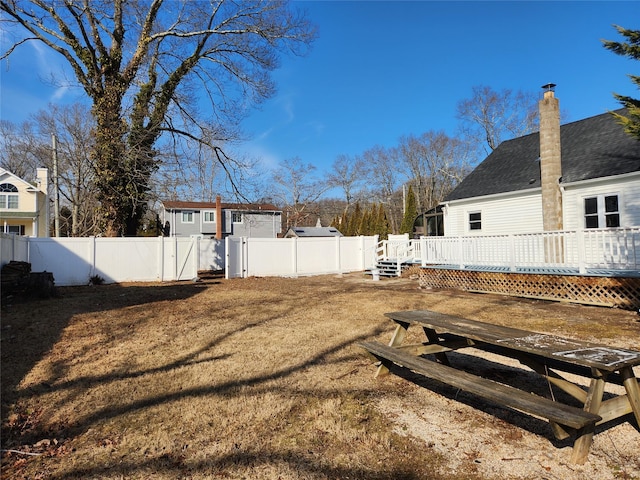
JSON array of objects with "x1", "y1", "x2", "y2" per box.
[
  {"x1": 2, "y1": 322, "x2": 408, "y2": 480},
  {"x1": 1, "y1": 283, "x2": 205, "y2": 439},
  {"x1": 46, "y1": 447, "x2": 433, "y2": 480}
]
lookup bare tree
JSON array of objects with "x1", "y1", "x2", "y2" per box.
[
  {"x1": 1, "y1": 0, "x2": 316, "y2": 236},
  {"x1": 326, "y1": 154, "x2": 367, "y2": 215},
  {"x1": 398, "y1": 131, "x2": 473, "y2": 212},
  {"x1": 1, "y1": 104, "x2": 100, "y2": 236},
  {"x1": 360, "y1": 145, "x2": 405, "y2": 233},
  {"x1": 34, "y1": 104, "x2": 99, "y2": 236},
  {"x1": 271, "y1": 157, "x2": 327, "y2": 229},
  {"x1": 0, "y1": 120, "x2": 42, "y2": 178},
  {"x1": 456, "y1": 85, "x2": 539, "y2": 156}
]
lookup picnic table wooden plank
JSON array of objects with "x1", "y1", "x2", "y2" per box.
[
  {"x1": 385, "y1": 310, "x2": 640, "y2": 372},
  {"x1": 360, "y1": 341, "x2": 602, "y2": 430}
]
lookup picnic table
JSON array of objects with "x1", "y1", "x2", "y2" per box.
[{"x1": 359, "y1": 310, "x2": 640, "y2": 464}]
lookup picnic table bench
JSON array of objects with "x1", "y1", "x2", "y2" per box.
[{"x1": 359, "y1": 310, "x2": 640, "y2": 464}]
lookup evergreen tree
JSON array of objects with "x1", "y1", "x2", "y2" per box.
[
  {"x1": 350, "y1": 203, "x2": 363, "y2": 236},
  {"x1": 400, "y1": 185, "x2": 418, "y2": 235},
  {"x1": 340, "y1": 212, "x2": 349, "y2": 235},
  {"x1": 377, "y1": 204, "x2": 391, "y2": 240},
  {"x1": 368, "y1": 205, "x2": 377, "y2": 234},
  {"x1": 359, "y1": 207, "x2": 371, "y2": 236},
  {"x1": 602, "y1": 25, "x2": 640, "y2": 140}
]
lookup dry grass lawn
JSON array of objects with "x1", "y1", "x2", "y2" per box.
[{"x1": 1, "y1": 273, "x2": 639, "y2": 479}]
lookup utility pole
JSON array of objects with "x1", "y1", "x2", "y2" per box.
[
  {"x1": 402, "y1": 184, "x2": 406, "y2": 216},
  {"x1": 52, "y1": 134, "x2": 60, "y2": 237}
]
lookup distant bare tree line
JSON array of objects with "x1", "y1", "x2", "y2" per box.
[{"x1": 0, "y1": 85, "x2": 539, "y2": 236}]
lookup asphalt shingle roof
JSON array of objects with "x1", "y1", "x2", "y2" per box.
[
  {"x1": 445, "y1": 109, "x2": 640, "y2": 202},
  {"x1": 162, "y1": 200, "x2": 280, "y2": 212},
  {"x1": 285, "y1": 227, "x2": 343, "y2": 237}
]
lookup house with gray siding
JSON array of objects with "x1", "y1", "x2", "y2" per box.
[
  {"x1": 161, "y1": 197, "x2": 282, "y2": 238},
  {"x1": 441, "y1": 89, "x2": 640, "y2": 236}
]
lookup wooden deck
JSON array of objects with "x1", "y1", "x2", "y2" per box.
[{"x1": 417, "y1": 266, "x2": 640, "y2": 310}]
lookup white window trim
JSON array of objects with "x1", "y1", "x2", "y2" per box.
[
  {"x1": 181, "y1": 211, "x2": 194, "y2": 223},
  {"x1": 0, "y1": 193, "x2": 19, "y2": 209},
  {"x1": 202, "y1": 210, "x2": 216, "y2": 223},
  {"x1": 468, "y1": 210, "x2": 482, "y2": 232},
  {"x1": 232, "y1": 212, "x2": 243, "y2": 224},
  {"x1": 583, "y1": 192, "x2": 621, "y2": 229}
]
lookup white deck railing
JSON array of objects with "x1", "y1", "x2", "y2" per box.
[{"x1": 415, "y1": 227, "x2": 640, "y2": 273}]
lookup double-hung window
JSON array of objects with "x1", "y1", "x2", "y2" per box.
[
  {"x1": 181, "y1": 211, "x2": 194, "y2": 223},
  {"x1": 468, "y1": 211, "x2": 482, "y2": 231},
  {"x1": 203, "y1": 211, "x2": 216, "y2": 223},
  {"x1": 0, "y1": 183, "x2": 19, "y2": 209},
  {"x1": 232, "y1": 212, "x2": 243, "y2": 223},
  {"x1": 584, "y1": 194, "x2": 620, "y2": 229}
]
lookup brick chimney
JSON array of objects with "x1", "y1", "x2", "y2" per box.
[
  {"x1": 215, "y1": 195, "x2": 223, "y2": 239},
  {"x1": 539, "y1": 84, "x2": 563, "y2": 232}
]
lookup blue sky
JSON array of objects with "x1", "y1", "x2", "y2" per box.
[{"x1": 1, "y1": 1, "x2": 637, "y2": 178}]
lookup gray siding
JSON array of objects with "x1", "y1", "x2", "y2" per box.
[
  {"x1": 230, "y1": 212, "x2": 281, "y2": 238},
  {"x1": 168, "y1": 208, "x2": 281, "y2": 238}
]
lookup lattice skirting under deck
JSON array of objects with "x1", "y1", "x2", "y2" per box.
[{"x1": 417, "y1": 267, "x2": 640, "y2": 310}]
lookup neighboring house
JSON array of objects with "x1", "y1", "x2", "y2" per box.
[
  {"x1": 0, "y1": 168, "x2": 49, "y2": 237},
  {"x1": 161, "y1": 197, "x2": 282, "y2": 238},
  {"x1": 441, "y1": 89, "x2": 640, "y2": 236},
  {"x1": 284, "y1": 226, "x2": 343, "y2": 238}
]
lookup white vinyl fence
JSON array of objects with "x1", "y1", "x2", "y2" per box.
[
  {"x1": 1, "y1": 234, "x2": 377, "y2": 286},
  {"x1": 225, "y1": 235, "x2": 378, "y2": 279},
  {"x1": 1, "y1": 234, "x2": 226, "y2": 286}
]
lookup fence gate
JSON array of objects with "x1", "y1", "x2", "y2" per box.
[{"x1": 225, "y1": 237, "x2": 246, "y2": 279}]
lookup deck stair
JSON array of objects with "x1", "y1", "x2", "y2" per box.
[
  {"x1": 373, "y1": 259, "x2": 413, "y2": 277},
  {"x1": 370, "y1": 235, "x2": 417, "y2": 278}
]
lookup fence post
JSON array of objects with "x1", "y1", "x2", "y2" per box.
[
  {"x1": 88, "y1": 236, "x2": 96, "y2": 280},
  {"x1": 243, "y1": 237, "x2": 249, "y2": 278},
  {"x1": 360, "y1": 235, "x2": 367, "y2": 271},
  {"x1": 224, "y1": 236, "x2": 230, "y2": 279},
  {"x1": 172, "y1": 236, "x2": 178, "y2": 281},
  {"x1": 577, "y1": 229, "x2": 586, "y2": 274},
  {"x1": 291, "y1": 237, "x2": 297, "y2": 276},
  {"x1": 194, "y1": 236, "x2": 200, "y2": 278},
  {"x1": 509, "y1": 234, "x2": 516, "y2": 272},
  {"x1": 158, "y1": 236, "x2": 165, "y2": 281}
]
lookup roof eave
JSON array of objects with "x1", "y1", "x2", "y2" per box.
[{"x1": 443, "y1": 186, "x2": 542, "y2": 206}]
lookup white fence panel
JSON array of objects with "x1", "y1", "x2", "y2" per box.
[
  {"x1": 199, "y1": 237, "x2": 225, "y2": 271},
  {"x1": 246, "y1": 238, "x2": 294, "y2": 276},
  {"x1": 97, "y1": 237, "x2": 162, "y2": 283},
  {"x1": 1, "y1": 233, "x2": 29, "y2": 266},
  {"x1": 29, "y1": 238, "x2": 94, "y2": 286},
  {"x1": 341, "y1": 236, "x2": 373, "y2": 271},
  {"x1": 24, "y1": 236, "x2": 200, "y2": 286},
  {"x1": 296, "y1": 238, "x2": 340, "y2": 274},
  {"x1": 225, "y1": 237, "x2": 245, "y2": 279},
  {"x1": 237, "y1": 236, "x2": 377, "y2": 278}
]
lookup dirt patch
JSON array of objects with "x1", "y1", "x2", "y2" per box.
[{"x1": 1, "y1": 273, "x2": 639, "y2": 479}]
